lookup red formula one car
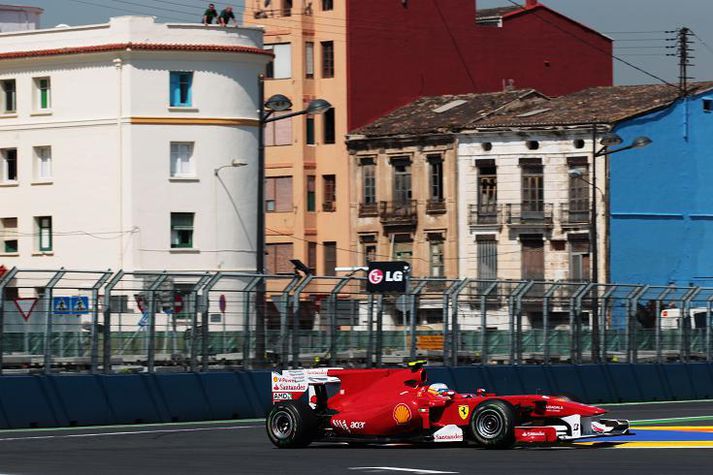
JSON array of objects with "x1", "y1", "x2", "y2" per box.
[{"x1": 266, "y1": 363, "x2": 630, "y2": 449}]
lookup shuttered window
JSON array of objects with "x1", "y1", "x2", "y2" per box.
[
  {"x1": 266, "y1": 243, "x2": 294, "y2": 274},
  {"x1": 323, "y1": 242, "x2": 337, "y2": 276},
  {"x1": 170, "y1": 213, "x2": 194, "y2": 249},
  {"x1": 323, "y1": 175, "x2": 336, "y2": 211},
  {"x1": 477, "y1": 237, "x2": 497, "y2": 281},
  {"x1": 265, "y1": 43, "x2": 292, "y2": 79},
  {"x1": 264, "y1": 112, "x2": 293, "y2": 146},
  {"x1": 265, "y1": 176, "x2": 293, "y2": 212},
  {"x1": 521, "y1": 235, "x2": 544, "y2": 280},
  {"x1": 306, "y1": 175, "x2": 316, "y2": 212},
  {"x1": 169, "y1": 72, "x2": 192, "y2": 107}
]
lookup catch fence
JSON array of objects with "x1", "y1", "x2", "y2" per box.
[{"x1": 0, "y1": 267, "x2": 711, "y2": 373}]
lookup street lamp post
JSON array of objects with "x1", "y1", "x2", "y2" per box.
[
  {"x1": 254, "y1": 75, "x2": 332, "y2": 367},
  {"x1": 585, "y1": 125, "x2": 652, "y2": 363}
]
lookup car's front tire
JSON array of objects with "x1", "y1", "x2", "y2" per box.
[
  {"x1": 470, "y1": 400, "x2": 515, "y2": 449},
  {"x1": 266, "y1": 400, "x2": 317, "y2": 448}
]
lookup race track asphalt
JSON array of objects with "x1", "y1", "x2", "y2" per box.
[{"x1": 0, "y1": 400, "x2": 712, "y2": 475}]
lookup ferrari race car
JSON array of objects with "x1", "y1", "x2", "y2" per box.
[{"x1": 266, "y1": 363, "x2": 631, "y2": 449}]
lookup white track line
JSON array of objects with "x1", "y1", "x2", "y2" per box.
[
  {"x1": 350, "y1": 467, "x2": 458, "y2": 474},
  {"x1": 0, "y1": 425, "x2": 259, "y2": 442}
]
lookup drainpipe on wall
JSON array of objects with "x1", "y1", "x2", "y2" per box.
[{"x1": 114, "y1": 58, "x2": 124, "y2": 269}]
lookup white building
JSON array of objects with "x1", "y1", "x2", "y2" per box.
[
  {"x1": 0, "y1": 3, "x2": 42, "y2": 33},
  {"x1": 0, "y1": 15, "x2": 270, "y2": 273}
]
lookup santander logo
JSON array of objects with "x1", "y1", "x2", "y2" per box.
[{"x1": 368, "y1": 269, "x2": 384, "y2": 285}]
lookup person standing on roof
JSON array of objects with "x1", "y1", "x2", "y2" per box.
[
  {"x1": 218, "y1": 6, "x2": 237, "y2": 26},
  {"x1": 203, "y1": 4, "x2": 218, "y2": 25}
]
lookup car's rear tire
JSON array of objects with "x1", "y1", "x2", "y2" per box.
[
  {"x1": 470, "y1": 400, "x2": 515, "y2": 449},
  {"x1": 266, "y1": 400, "x2": 317, "y2": 448}
]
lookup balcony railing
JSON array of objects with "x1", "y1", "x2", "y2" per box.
[
  {"x1": 505, "y1": 203, "x2": 554, "y2": 226},
  {"x1": 468, "y1": 204, "x2": 501, "y2": 226},
  {"x1": 426, "y1": 199, "x2": 447, "y2": 215},
  {"x1": 322, "y1": 201, "x2": 336, "y2": 212},
  {"x1": 379, "y1": 200, "x2": 417, "y2": 227},
  {"x1": 358, "y1": 202, "x2": 379, "y2": 217},
  {"x1": 560, "y1": 202, "x2": 591, "y2": 227}
]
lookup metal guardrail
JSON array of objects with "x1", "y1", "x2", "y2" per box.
[{"x1": 1, "y1": 267, "x2": 712, "y2": 373}]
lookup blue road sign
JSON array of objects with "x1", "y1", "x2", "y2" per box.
[
  {"x1": 52, "y1": 297, "x2": 71, "y2": 315},
  {"x1": 71, "y1": 296, "x2": 90, "y2": 315}
]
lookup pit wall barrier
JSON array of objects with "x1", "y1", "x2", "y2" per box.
[{"x1": 1, "y1": 363, "x2": 713, "y2": 429}]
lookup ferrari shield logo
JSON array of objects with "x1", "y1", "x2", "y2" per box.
[{"x1": 458, "y1": 405, "x2": 470, "y2": 420}]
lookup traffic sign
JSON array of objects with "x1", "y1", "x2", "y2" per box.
[
  {"x1": 13, "y1": 298, "x2": 38, "y2": 321},
  {"x1": 71, "y1": 296, "x2": 89, "y2": 314},
  {"x1": 52, "y1": 296, "x2": 71, "y2": 315},
  {"x1": 174, "y1": 294, "x2": 184, "y2": 314},
  {"x1": 219, "y1": 294, "x2": 227, "y2": 314}
]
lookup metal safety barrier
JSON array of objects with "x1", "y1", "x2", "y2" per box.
[{"x1": 0, "y1": 267, "x2": 712, "y2": 373}]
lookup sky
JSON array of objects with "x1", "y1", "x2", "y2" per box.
[{"x1": 7, "y1": 0, "x2": 713, "y2": 86}]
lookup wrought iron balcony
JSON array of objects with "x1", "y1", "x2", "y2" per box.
[
  {"x1": 426, "y1": 198, "x2": 447, "y2": 215},
  {"x1": 505, "y1": 203, "x2": 554, "y2": 226},
  {"x1": 468, "y1": 204, "x2": 501, "y2": 227},
  {"x1": 560, "y1": 202, "x2": 591, "y2": 227},
  {"x1": 358, "y1": 202, "x2": 378, "y2": 217},
  {"x1": 379, "y1": 200, "x2": 417, "y2": 227}
]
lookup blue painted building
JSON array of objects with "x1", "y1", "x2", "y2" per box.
[{"x1": 610, "y1": 83, "x2": 713, "y2": 286}]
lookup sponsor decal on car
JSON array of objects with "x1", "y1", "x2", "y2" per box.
[
  {"x1": 458, "y1": 405, "x2": 470, "y2": 420},
  {"x1": 331, "y1": 419, "x2": 366, "y2": 432},
  {"x1": 521, "y1": 431, "x2": 546, "y2": 437},
  {"x1": 273, "y1": 382, "x2": 309, "y2": 392},
  {"x1": 273, "y1": 392, "x2": 292, "y2": 401},
  {"x1": 432, "y1": 424, "x2": 464, "y2": 442},
  {"x1": 393, "y1": 403, "x2": 412, "y2": 425},
  {"x1": 545, "y1": 405, "x2": 563, "y2": 412}
]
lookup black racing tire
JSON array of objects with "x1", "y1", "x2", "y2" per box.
[
  {"x1": 470, "y1": 400, "x2": 516, "y2": 449},
  {"x1": 266, "y1": 400, "x2": 317, "y2": 448}
]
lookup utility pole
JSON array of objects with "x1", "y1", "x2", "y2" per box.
[{"x1": 668, "y1": 27, "x2": 694, "y2": 96}]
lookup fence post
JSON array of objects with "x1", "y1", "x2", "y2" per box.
[
  {"x1": 278, "y1": 276, "x2": 302, "y2": 369},
  {"x1": 366, "y1": 294, "x2": 374, "y2": 367},
  {"x1": 626, "y1": 285, "x2": 648, "y2": 363},
  {"x1": 43, "y1": 269, "x2": 66, "y2": 374},
  {"x1": 513, "y1": 281, "x2": 533, "y2": 365},
  {"x1": 480, "y1": 281, "x2": 498, "y2": 365},
  {"x1": 707, "y1": 298, "x2": 713, "y2": 362},
  {"x1": 89, "y1": 271, "x2": 112, "y2": 374},
  {"x1": 102, "y1": 271, "x2": 124, "y2": 374},
  {"x1": 409, "y1": 280, "x2": 428, "y2": 360},
  {"x1": 328, "y1": 277, "x2": 355, "y2": 364},
  {"x1": 681, "y1": 286, "x2": 700, "y2": 363},
  {"x1": 574, "y1": 283, "x2": 594, "y2": 364},
  {"x1": 375, "y1": 294, "x2": 384, "y2": 367},
  {"x1": 291, "y1": 275, "x2": 313, "y2": 368},
  {"x1": 0, "y1": 267, "x2": 18, "y2": 375},
  {"x1": 442, "y1": 290, "x2": 450, "y2": 364},
  {"x1": 654, "y1": 285, "x2": 675, "y2": 364},
  {"x1": 239, "y1": 276, "x2": 261, "y2": 370},
  {"x1": 146, "y1": 273, "x2": 168, "y2": 373},
  {"x1": 450, "y1": 279, "x2": 470, "y2": 367},
  {"x1": 542, "y1": 282, "x2": 561, "y2": 364}
]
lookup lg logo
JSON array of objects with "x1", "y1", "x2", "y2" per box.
[
  {"x1": 368, "y1": 269, "x2": 384, "y2": 284},
  {"x1": 366, "y1": 261, "x2": 409, "y2": 293},
  {"x1": 368, "y1": 269, "x2": 404, "y2": 284}
]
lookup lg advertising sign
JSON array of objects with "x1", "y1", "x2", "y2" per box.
[{"x1": 366, "y1": 261, "x2": 410, "y2": 293}]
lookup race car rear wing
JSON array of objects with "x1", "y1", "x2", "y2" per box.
[{"x1": 271, "y1": 368, "x2": 341, "y2": 403}]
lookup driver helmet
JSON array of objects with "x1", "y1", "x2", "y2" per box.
[{"x1": 428, "y1": 383, "x2": 450, "y2": 395}]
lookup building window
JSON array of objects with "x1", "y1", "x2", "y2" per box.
[
  {"x1": 321, "y1": 41, "x2": 334, "y2": 78},
  {"x1": 363, "y1": 243, "x2": 377, "y2": 265},
  {"x1": 323, "y1": 107, "x2": 335, "y2": 144},
  {"x1": 264, "y1": 111, "x2": 293, "y2": 146},
  {"x1": 362, "y1": 160, "x2": 376, "y2": 205},
  {"x1": 393, "y1": 238, "x2": 413, "y2": 265},
  {"x1": 265, "y1": 43, "x2": 292, "y2": 79},
  {"x1": 521, "y1": 165, "x2": 544, "y2": 218},
  {"x1": 265, "y1": 176, "x2": 293, "y2": 212},
  {"x1": 306, "y1": 115, "x2": 315, "y2": 144},
  {"x1": 392, "y1": 158, "x2": 412, "y2": 204},
  {"x1": 170, "y1": 212, "x2": 194, "y2": 249},
  {"x1": 568, "y1": 164, "x2": 589, "y2": 222},
  {"x1": 306, "y1": 175, "x2": 316, "y2": 212},
  {"x1": 427, "y1": 154, "x2": 444, "y2": 203},
  {"x1": 429, "y1": 239, "x2": 444, "y2": 278},
  {"x1": 33, "y1": 77, "x2": 51, "y2": 111},
  {"x1": 477, "y1": 237, "x2": 497, "y2": 281},
  {"x1": 478, "y1": 166, "x2": 497, "y2": 221},
  {"x1": 569, "y1": 237, "x2": 590, "y2": 282},
  {"x1": 322, "y1": 0, "x2": 333, "y2": 10},
  {"x1": 169, "y1": 71, "x2": 193, "y2": 107},
  {"x1": 322, "y1": 174, "x2": 336, "y2": 211},
  {"x1": 521, "y1": 235, "x2": 544, "y2": 280},
  {"x1": 266, "y1": 242, "x2": 294, "y2": 274},
  {"x1": 1, "y1": 80, "x2": 15, "y2": 113},
  {"x1": 1, "y1": 148, "x2": 17, "y2": 182},
  {"x1": 282, "y1": 0, "x2": 293, "y2": 16},
  {"x1": 35, "y1": 216, "x2": 52, "y2": 252},
  {"x1": 1, "y1": 217, "x2": 18, "y2": 254},
  {"x1": 307, "y1": 241, "x2": 317, "y2": 272},
  {"x1": 305, "y1": 42, "x2": 314, "y2": 79},
  {"x1": 323, "y1": 242, "x2": 337, "y2": 276},
  {"x1": 170, "y1": 142, "x2": 195, "y2": 178},
  {"x1": 34, "y1": 146, "x2": 52, "y2": 180}
]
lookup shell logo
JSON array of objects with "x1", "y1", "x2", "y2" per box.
[
  {"x1": 393, "y1": 403, "x2": 412, "y2": 425},
  {"x1": 273, "y1": 376, "x2": 279, "y2": 383}
]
